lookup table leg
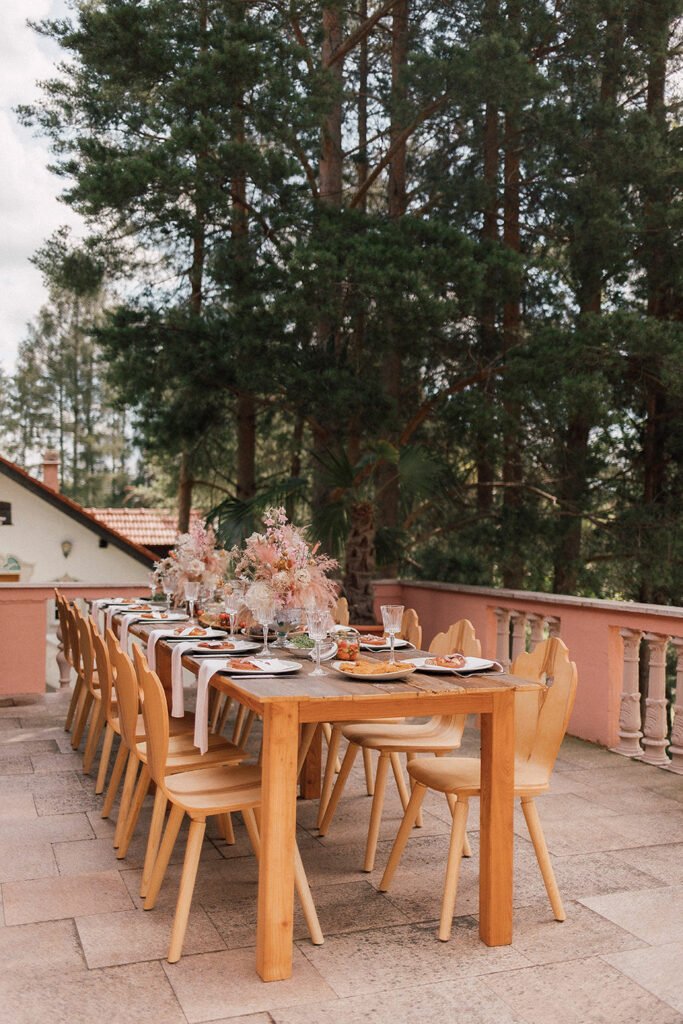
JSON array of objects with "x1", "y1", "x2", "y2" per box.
[
  {"x1": 479, "y1": 688, "x2": 514, "y2": 945},
  {"x1": 300, "y1": 724, "x2": 322, "y2": 799},
  {"x1": 256, "y1": 701, "x2": 300, "y2": 981}
]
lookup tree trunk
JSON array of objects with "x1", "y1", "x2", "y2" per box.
[
  {"x1": 376, "y1": 0, "x2": 409, "y2": 576},
  {"x1": 500, "y1": 3, "x2": 524, "y2": 589},
  {"x1": 236, "y1": 392, "x2": 256, "y2": 501},
  {"x1": 343, "y1": 501, "x2": 377, "y2": 623},
  {"x1": 177, "y1": 450, "x2": 193, "y2": 532}
]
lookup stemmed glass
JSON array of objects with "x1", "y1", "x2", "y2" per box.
[
  {"x1": 162, "y1": 577, "x2": 175, "y2": 612},
  {"x1": 307, "y1": 608, "x2": 332, "y2": 676},
  {"x1": 381, "y1": 604, "x2": 404, "y2": 666},
  {"x1": 248, "y1": 592, "x2": 279, "y2": 657},
  {"x1": 223, "y1": 580, "x2": 246, "y2": 640},
  {"x1": 147, "y1": 572, "x2": 157, "y2": 601},
  {"x1": 274, "y1": 607, "x2": 302, "y2": 648},
  {"x1": 184, "y1": 581, "x2": 200, "y2": 621}
]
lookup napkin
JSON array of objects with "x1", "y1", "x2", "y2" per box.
[
  {"x1": 194, "y1": 658, "x2": 232, "y2": 754},
  {"x1": 171, "y1": 641, "x2": 205, "y2": 718},
  {"x1": 147, "y1": 626, "x2": 208, "y2": 672},
  {"x1": 118, "y1": 613, "x2": 147, "y2": 651}
]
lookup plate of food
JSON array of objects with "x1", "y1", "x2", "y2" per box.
[
  {"x1": 331, "y1": 658, "x2": 417, "y2": 682},
  {"x1": 284, "y1": 633, "x2": 315, "y2": 650},
  {"x1": 135, "y1": 612, "x2": 189, "y2": 623},
  {"x1": 358, "y1": 634, "x2": 412, "y2": 651},
  {"x1": 241, "y1": 626, "x2": 278, "y2": 642},
  {"x1": 192, "y1": 638, "x2": 261, "y2": 656},
  {"x1": 162, "y1": 626, "x2": 227, "y2": 641},
  {"x1": 226, "y1": 658, "x2": 303, "y2": 675},
  {"x1": 412, "y1": 655, "x2": 497, "y2": 674}
]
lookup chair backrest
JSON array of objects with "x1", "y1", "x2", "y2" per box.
[
  {"x1": 106, "y1": 630, "x2": 140, "y2": 752},
  {"x1": 91, "y1": 620, "x2": 115, "y2": 724},
  {"x1": 400, "y1": 608, "x2": 422, "y2": 648},
  {"x1": 512, "y1": 637, "x2": 578, "y2": 773},
  {"x1": 54, "y1": 590, "x2": 71, "y2": 664},
  {"x1": 133, "y1": 645, "x2": 170, "y2": 790},
  {"x1": 66, "y1": 603, "x2": 82, "y2": 678},
  {"x1": 76, "y1": 609, "x2": 97, "y2": 698},
  {"x1": 334, "y1": 597, "x2": 350, "y2": 626},
  {"x1": 429, "y1": 619, "x2": 481, "y2": 657}
]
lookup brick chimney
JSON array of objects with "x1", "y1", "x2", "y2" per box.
[{"x1": 42, "y1": 449, "x2": 60, "y2": 492}]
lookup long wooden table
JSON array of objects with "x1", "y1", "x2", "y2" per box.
[{"x1": 120, "y1": 617, "x2": 533, "y2": 982}]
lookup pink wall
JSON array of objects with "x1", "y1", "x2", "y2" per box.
[
  {"x1": 374, "y1": 580, "x2": 683, "y2": 747},
  {"x1": 0, "y1": 584, "x2": 147, "y2": 695}
]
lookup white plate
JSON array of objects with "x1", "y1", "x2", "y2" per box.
[
  {"x1": 191, "y1": 639, "x2": 261, "y2": 656},
  {"x1": 163, "y1": 627, "x2": 227, "y2": 641},
  {"x1": 227, "y1": 658, "x2": 303, "y2": 675},
  {"x1": 331, "y1": 659, "x2": 417, "y2": 682},
  {"x1": 412, "y1": 656, "x2": 496, "y2": 675},
  {"x1": 134, "y1": 613, "x2": 189, "y2": 624},
  {"x1": 359, "y1": 636, "x2": 411, "y2": 652}
]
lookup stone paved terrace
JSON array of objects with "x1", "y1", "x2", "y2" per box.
[{"x1": 1, "y1": 687, "x2": 683, "y2": 1024}]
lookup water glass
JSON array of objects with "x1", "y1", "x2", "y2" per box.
[
  {"x1": 184, "y1": 581, "x2": 200, "y2": 621},
  {"x1": 223, "y1": 581, "x2": 246, "y2": 639},
  {"x1": 307, "y1": 608, "x2": 332, "y2": 676},
  {"x1": 162, "y1": 578, "x2": 175, "y2": 611},
  {"x1": 381, "y1": 604, "x2": 404, "y2": 665}
]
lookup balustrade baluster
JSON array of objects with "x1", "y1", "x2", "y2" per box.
[
  {"x1": 510, "y1": 612, "x2": 527, "y2": 661},
  {"x1": 666, "y1": 639, "x2": 683, "y2": 775},
  {"x1": 528, "y1": 614, "x2": 544, "y2": 647},
  {"x1": 611, "y1": 629, "x2": 643, "y2": 757},
  {"x1": 546, "y1": 617, "x2": 561, "y2": 639},
  {"x1": 494, "y1": 608, "x2": 511, "y2": 669},
  {"x1": 639, "y1": 633, "x2": 671, "y2": 768}
]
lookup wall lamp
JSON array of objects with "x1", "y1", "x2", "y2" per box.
[{"x1": 61, "y1": 540, "x2": 73, "y2": 559}]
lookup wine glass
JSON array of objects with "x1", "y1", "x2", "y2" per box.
[
  {"x1": 248, "y1": 591, "x2": 279, "y2": 657},
  {"x1": 184, "y1": 581, "x2": 200, "y2": 621},
  {"x1": 147, "y1": 572, "x2": 157, "y2": 601},
  {"x1": 307, "y1": 608, "x2": 332, "y2": 676},
  {"x1": 161, "y1": 577, "x2": 175, "y2": 612},
  {"x1": 223, "y1": 580, "x2": 246, "y2": 640},
  {"x1": 381, "y1": 604, "x2": 404, "y2": 666}
]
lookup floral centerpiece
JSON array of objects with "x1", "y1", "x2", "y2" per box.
[
  {"x1": 153, "y1": 520, "x2": 229, "y2": 600},
  {"x1": 231, "y1": 507, "x2": 338, "y2": 613}
]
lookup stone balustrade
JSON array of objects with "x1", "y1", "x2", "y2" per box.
[{"x1": 373, "y1": 579, "x2": 683, "y2": 774}]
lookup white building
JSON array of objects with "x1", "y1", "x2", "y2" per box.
[{"x1": 0, "y1": 452, "x2": 153, "y2": 585}]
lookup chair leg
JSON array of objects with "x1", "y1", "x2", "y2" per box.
[
  {"x1": 218, "y1": 813, "x2": 235, "y2": 845},
  {"x1": 406, "y1": 752, "x2": 424, "y2": 827},
  {"x1": 445, "y1": 792, "x2": 472, "y2": 857},
  {"x1": 242, "y1": 807, "x2": 260, "y2": 856},
  {"x1": 71, "y1": 690, "x2": 93, "y2": 750},
  {"x1": 102, "y1": 741, "x2": 128, "y2": 819},
  {"x1": 439, "y1": 796, "x2": 469, "y2": 941},
  {"x1": 216, "y1": 696, "x2": 233, "y2": 734},
  {"x1": 167, "y1": 817, "x2": 206, "y2": 963},
  {"x1": 117, "y1": 765, "x2": 151, "y2": 859},
  {"x1": 144, "y1": 803, "x2": 185, "y2": 910},
  {"x1": 521, "y1": 797, "x2": 565, "y2": 921},
  {"x1": 363, "y1": 747, "x2": 375, "y2": 795},
  {"x1": 294, "y1": 843, "x2": 324, "y2": 945},
  {"x1": 318, "y1": 742, "x2": 360, "y2": 835},
  {"x1": 232, "y1": 705, "x2": 246, "y2": 744},
  {"x1": 95, "y1": 722, "x2": 115, "y2": 795},
  {"x1": 389, "y1": 752, "x2": 411, "y2": 811},
  {"x1": 297, "y1": 723, "x2": 318, "y2": 779},
  {"x1": 64, "y1": 675, "x2": 83, "y2": 732},
  {"x1": 113, "y1": 751, "x2": 139, "y2": 848},
  {"x1": 238, "y1": 710, "x2": 256, "y2": 748},
  {"x1": 83, "y1": 701, "x2": 106, "y2": 774},
  {"x1": 364, "y1": 752, "x2": 391, "y2": 872},
  {"x1": 322, "y1": 722, "x2": 341, "y2": 772},
  {"x1": 318, "y1": 725, "x2": 342, "y2": 826},
  {"x1": 141, "y1": 788, "x2": 168, "y2": 897},
  {"x1": 378, "y1": 783, "x2": 427, "y2": 892}
]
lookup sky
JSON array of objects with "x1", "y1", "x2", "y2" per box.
[{"x1": 0, "y1": 0, "x2": 82, "y2": 376}]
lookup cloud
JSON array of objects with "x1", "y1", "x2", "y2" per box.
[{"x1": 0, "y1": 0, "x2": 84, "y2": 374}]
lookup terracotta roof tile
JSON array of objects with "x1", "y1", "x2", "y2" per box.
[{"x1": 85, "y1": 507, "x2": 203, "y2": 547}]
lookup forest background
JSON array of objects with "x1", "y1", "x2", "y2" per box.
[{"x1": 2, "y1": 0, "x2": 683, "y2": 618}]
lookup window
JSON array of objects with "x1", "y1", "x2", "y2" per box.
[{"x1": 0, "y1": 502, "x2": 11, "y2": 525}]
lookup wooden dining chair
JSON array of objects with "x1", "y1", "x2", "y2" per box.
[
  {"x1": 132, "y1": 645, "x2": 324, "y2": 962},
  {"x1": 69, "y1": 605, "x2": 98, "y2": 751},
  {"x1": 399, "y1": 608, "x2": 422, "y2": 648},
  {"x1": 106, "y1": 632, "x2": 246, "y2": 864},
  {"x1": 378, "y1": 637, "x2": 578, "y2": 940},
  {"x1": 318, "y1": 619, "x2": 483, "y2": 870},
  {"x1": 428, "y1": 619, "x2": 481, "y2": 658},
  {"x1": 334, "y1": 596, "x2": 350, "y2": 626}
]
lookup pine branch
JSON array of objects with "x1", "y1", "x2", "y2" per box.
[
  {"x1": 325, "y1": 0, "x2": 401, "y2": 69},
  {"x1": 399, "y1": 363, "x2": 501, "y2": 446}
]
